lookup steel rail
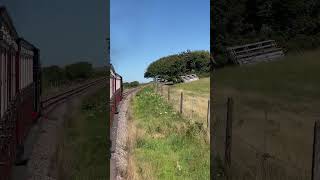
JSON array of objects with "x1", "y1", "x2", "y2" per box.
[{"x1": 41, "y1": 77, "x2": 106, "y2": 109}]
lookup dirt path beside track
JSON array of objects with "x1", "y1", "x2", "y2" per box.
[{"x1": 110, "y1": 88, "x2": 140, "y2": 180}]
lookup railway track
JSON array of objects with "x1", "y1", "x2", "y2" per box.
[
  {"x1": 122, "y1": 88, "x2": 138, "y2": 99},
  {"x1": 41, "y1": 77, "x2": 106, "y2": 111}
]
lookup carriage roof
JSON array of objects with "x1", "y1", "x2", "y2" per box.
[
  {"x1": 110, "y1": 63, "x2": 122, "y2": 79},
  {"x1": 0, "y1": 6, "x2": 18, "y2": 40},
  {"x1": 0, "y1": 6, "x2": 19, "y2": 49},
  {"x1": 17, "y1": 38, "x2": 37, "y2": 50}
]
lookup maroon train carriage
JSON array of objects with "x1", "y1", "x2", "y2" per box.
[
  {"x1": 0, "y1": 7, "x2": 19, "y2": 180},
  {"x1": 0, "y1": 6, "x2": 41, "y2": 180},
  {"x1": 15, "y1": 38, "x2": 41, "y2": 154},
  {"x1": 110, "y1": 64, "x2": 123, "y2": 126}
]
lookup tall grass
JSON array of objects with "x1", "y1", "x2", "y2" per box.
[
  {"x1": 55, "y1": 88, "x2": 108, "y2": 180},
  {"x1": 213, "y1": 50, "x2": 320, "y2": 179},
  {"x1": 129, "y1": 87, "x2": 210, "y2": 180},
  {"x1": 156, "y1": 84, "x2": 210, "y2": 132}
]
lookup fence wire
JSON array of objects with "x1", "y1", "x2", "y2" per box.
[
  {"x1": 154, "y1": 83, "x2": 210, "y2": 133},
  {"x1": 212, "y1": 96, "x2": 311, "y2": 180}
]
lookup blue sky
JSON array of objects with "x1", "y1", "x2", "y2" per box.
[
  {"x1": 111, "y1": 0, "x2": 210, "y2": 83},
  {"x1": 1, "y1": 0, "x2": 107, "y2": 67}
]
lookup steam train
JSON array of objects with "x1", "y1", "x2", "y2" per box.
[
  {"x1": 0, "y1": 7, "x2": 41, "y2": 179},
  {"x1": 110, "y1": 64, "x2": 123, "y2": 124}
]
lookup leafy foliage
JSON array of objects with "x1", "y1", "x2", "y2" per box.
[
  {"x1": 65, "y1": 62, "x2": 93, "y2": 80},
  {"x1": 42, "y1": 62, "x2": 103, "y2": 92},
  {"x1": 144, "y1": 50, "x2": 210, "y2": 82},
  {"x1": 212, "y1": 0, "x2": 320, "y2": 67},
  {"x1": 42, "y1": 65, "x2": 66, "y2": 82},
  {"x1": 123, "y1": 81, "x2": 140, "y2": 88}
]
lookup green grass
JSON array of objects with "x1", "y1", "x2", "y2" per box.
[
  {"x1": 215, "y1": 50, "x2": 320, "y2": 104},
  {"x1": 173, "y1": 78, "x2": 210, "y2": 96},
  {"x1": 56, "y1": 87, "x2": 108, "y2": 179},
  {"x1": 131, "y1": 87, "x2": 209, "y2": 180},
  {"x1": 213, "y1": 50, "x2": 320, "y2": 179}
]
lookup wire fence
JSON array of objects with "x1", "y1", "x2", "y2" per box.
[
  {"x1": 153, "y1": 82, "x2": 210, "y2": 133},
  {"x1": 213, "y1": 97, "x2": 312, "y2": 180}
]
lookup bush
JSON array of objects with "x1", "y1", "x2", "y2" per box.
[
  {"x1": 65, "y1": 62, "x2": 93, "y2": 80},
  {"x1": 124, "y1": 81, "x2": 140, "y2": 88},
  {"x1": 42, "y1": 65, "x2": 66, "y2": 82},
  {"x1": 130, "y1": 81, "x2": 139, "y2": 87},
  {"x1": 42, "y1": 62, "x2": 104, "y2": 92}
]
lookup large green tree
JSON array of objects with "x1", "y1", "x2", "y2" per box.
[{"x1": 145, "y1": 50, "x2": 210, "y2": 82}]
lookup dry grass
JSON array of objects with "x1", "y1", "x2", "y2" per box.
[{"x1": 157, "y1": 84, "x2": 210, "y2": 129}]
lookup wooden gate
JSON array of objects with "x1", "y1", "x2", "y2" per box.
[{"x1": 227, "y1": 40, "x2": 285, "y2": 65}]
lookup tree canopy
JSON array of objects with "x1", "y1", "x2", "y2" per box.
[
  {"x1": 123, "y1": 81, "x2": 140, "y2": 88},
  {"x1": 42, "y1": 65, "x2": 66, "y2": 82},
  {"x1": 65, "y1": 62, "x2": 93, "y2": 80},
  {"x1": 144, "y1": 50, "x2": 210, "y2": 82},
  {"x1": 42, "y1": 62, "x2": 98, "y2": 85},
  {"x1": 212, "y1": 0, "x2": 320, "y2": 67}
]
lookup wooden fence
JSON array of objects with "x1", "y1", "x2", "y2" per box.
[
  {"x1": 154, "y1": 82, "x2": 210, "y2": 130},
  {"x1": 213, "y1": 97, "x2": 313, "y2": 180}
]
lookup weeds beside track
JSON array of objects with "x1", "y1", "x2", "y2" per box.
[
  {"x1": 54, "y1": 87, "x2": 108, "y2": 180},
  {"x1": 128, "y1": 86, "x2": 209, "y2": 180}
]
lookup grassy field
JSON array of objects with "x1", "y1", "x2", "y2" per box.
[
  {"x1": 128, "y1": 87, "x2": 210, "y2": 180},
  {"x1": 154, "y1": 78, "x2": 210, "y2": 128},
  {"x1": 55, "y1": 87, "x2": 108, "y2": 179},
  {"x1": 173, "y1": 77, "x2": 210, "y2": 97},
  {"x1": 213, "y1": 50, "x2": 320, "y2": 179}
]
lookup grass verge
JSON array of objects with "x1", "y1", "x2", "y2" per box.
[
  {"x1": 128, "y1": 86, "x2": 209, "y2": 180},
  {"x1": 154, "y1": 79, "x2": 210, "y2": 129},
  {"x1": 55, "y1": 87, "x2": 108, "y2": 180},
  {"x1": 213, "y1": 50, "x2": 320, "y2": 179}
]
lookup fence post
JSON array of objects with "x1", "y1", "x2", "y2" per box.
[
  {"x1": 312, "y1": 120, "x2": 320, "y2": 180},
  {"x1": 180, "y1": 92, "x2": 183, "y2": 114},
  {"x1": 207, "y1": 100, "x2": 210, "y2": 129},
  {"x1": 168, "y1": 87, "x2": 170, "y2": 101},
  {"x1": 225, "y1": 97, "x2": 233, "y2": 180},
  {"x1": 262, "y1": 110, "x2": 268, "y2": 180}
]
